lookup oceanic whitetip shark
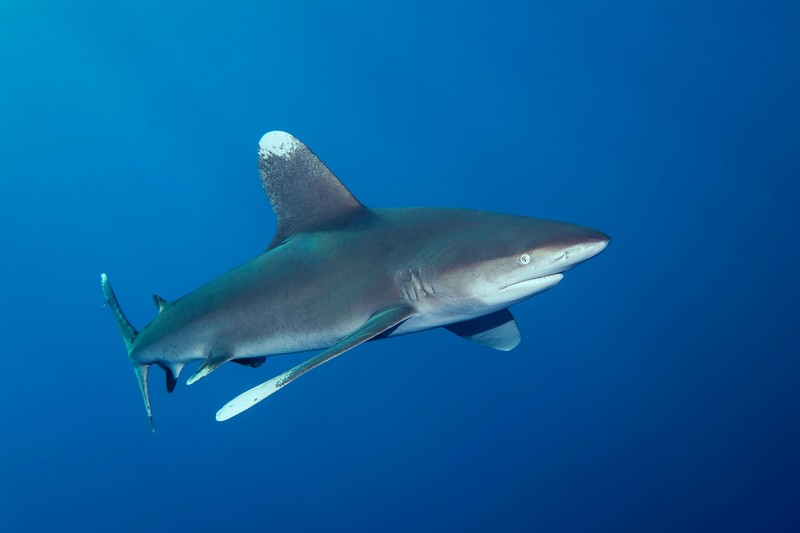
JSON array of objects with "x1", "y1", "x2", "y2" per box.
[{"x1": 102, "y1": 131, "x2": 609, "y2": 432}]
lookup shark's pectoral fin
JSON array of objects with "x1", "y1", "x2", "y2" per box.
[
  {"x1": 231, "y1": 356, "x2": 267, "y2": 368},
  {"x1": 445, "y1": 309, "x2": 521, "y2": 351},
  {"x1": 216, "y1": 304, "x2": 416, "y2": 422},
  {"x1": 187, "y1": 354, "x2": 235, "y2": 385}
]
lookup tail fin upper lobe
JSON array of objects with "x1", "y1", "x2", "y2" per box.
[{"x1": 101, "y1": 273, "x2": 137, "y2": 350}]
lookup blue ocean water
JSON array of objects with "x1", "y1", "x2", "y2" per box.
[{"x1": 1, "y1": 1, "x2": 798, "y2": 531}]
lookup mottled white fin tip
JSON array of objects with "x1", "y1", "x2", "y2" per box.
[
  {"x1": 259, "y1": 131, "x2": 301, "y2": 158},
  {"x1": 216, "y1": 377, "x2": 283, "y2": 421}
]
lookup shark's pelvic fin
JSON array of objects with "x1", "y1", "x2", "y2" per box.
[
  {"x1": 445, "y1": 309, "x2": 522, "y2": 351},
  {"x1": 216, "y1": 304, "x2": 416, "y2": 422},
  {"x1": 101, "y1": 273, "x2": 155, "y2": 434},
  {"x1": 186, "y1": 354, "x2": 235, "y2": 385},
  {"x1": 231, "y1": 356, "x2": 267, "y2": 368},
  {"x1": 152, "y1": 294, "x2": 167, "y2": 314},
  {"x1": 258, "y1": 131, "x2": 368, "y2": 250}
]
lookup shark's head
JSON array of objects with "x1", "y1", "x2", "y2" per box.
[{"x1": 430, "y1": 213, "x2": 609, "y2": 311}]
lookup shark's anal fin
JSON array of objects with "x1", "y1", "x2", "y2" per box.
[
  {"x1": 445, "y1": 309, "x2": 521, "y2": 351},
  {"x1": 216, "y1": 304, "x2": 416, "y2": 422},
  {"x1": 164, "y1": 366, "x2": 178, "y2": 393},
  {"x1": 187, "y1": 354, "x2": 235, "y2": 385},
  {"x1": 158, "y1": 362, "x2": 184, "y2": 394},
  {"x1": 258, "y1": 131, "x2": 368, "y2": 250}
]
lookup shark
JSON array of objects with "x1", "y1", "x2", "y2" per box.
[{"x1": 102, "y1": 131, "x2": 609, "y2": 432}]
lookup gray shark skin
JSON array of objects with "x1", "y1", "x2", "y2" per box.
[{"x1": 102, "y1": 131, "x2": 609, "y2": 432}]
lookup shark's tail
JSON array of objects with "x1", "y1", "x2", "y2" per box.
[{"x1": 101, "y1": 273, "x2": 155, "y2": 435}]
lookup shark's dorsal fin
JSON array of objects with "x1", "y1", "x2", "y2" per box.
[
  {"x1": 258, "y1": 131, "x2": 367, "y2": 250},
  {"x1": 152, "y1": 294, "x2": 167, "y2": 313}
]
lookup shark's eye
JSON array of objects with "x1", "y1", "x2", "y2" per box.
[{"x1": 519, "y1": 253, "x2": 531, "y2": 265}]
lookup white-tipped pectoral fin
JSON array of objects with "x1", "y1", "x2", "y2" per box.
[
  {"x1": 216, "y1": 304, "x2": 416, "y2": 422},
  {"x1": 215, "y1": 373, "x2": 285, "y2": 422}
]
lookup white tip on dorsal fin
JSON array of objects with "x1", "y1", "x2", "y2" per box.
[{"x1": 258, "y1": 131, "x2": 367, "y2": 249}]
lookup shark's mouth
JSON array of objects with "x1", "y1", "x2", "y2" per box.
[{"x1": 499, "y1": 273, "x2": 564, "y2": 294}]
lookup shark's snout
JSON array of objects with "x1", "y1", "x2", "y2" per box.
[
  {"x1": 562, "y1": 229, "x2": 609, "y2": 266},
  {"x1": 532, "y1": 226, "x2": 609, "y2": 277}
]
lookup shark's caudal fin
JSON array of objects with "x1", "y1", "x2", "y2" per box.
[
  {"x1": 101, "y1": 273, "x2": 155, "y2": 435},
  {"x1": 258, "y1": 131, "x2": 369, "y2": 250}
]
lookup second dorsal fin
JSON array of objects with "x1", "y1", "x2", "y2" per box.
[
  {"x1": 152, "y1": 294, "x2": 167, "y2": 313},
  {"x1": 258, "y1": 131, "x2": 367, "y2": 249}
]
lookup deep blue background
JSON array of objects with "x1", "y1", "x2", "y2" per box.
[{"x1": 1, "y1": 1, "x2": 798, "y2": 531}]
